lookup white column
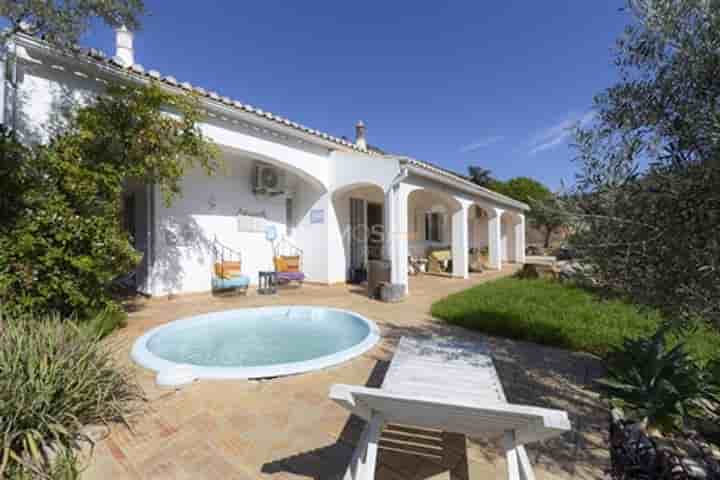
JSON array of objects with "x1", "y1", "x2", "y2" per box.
[
  {"x1": 512, "y1": 214, "x2": 526, "y2": 264},
  {"x1": 451, "y1": 202, "x2": 470, "y2": 279},
  {"x1": 488, "y1": 207, "x2": 504, "y2": 270},
  {"x1": 385, "y1": 184, "x2": 409, "y2": 294}
]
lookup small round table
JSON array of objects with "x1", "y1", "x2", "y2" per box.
[{"x1": 258, "y1": 271, "x2": 277, "y2": 295}]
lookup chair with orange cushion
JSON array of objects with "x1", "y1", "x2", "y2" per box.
[
  {"x1": 212, "y1": 239, "x2": 250, "y2": 294},
  {"x1": 273, "y1": 238, "x2": 305, "y2": 285}
]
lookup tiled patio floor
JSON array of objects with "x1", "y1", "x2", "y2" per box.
[{"x1": 82, "y1": 267, "x2": 609, "y2": 479}]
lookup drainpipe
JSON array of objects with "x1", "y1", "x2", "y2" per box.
[
  {"x1": 0, "y1": 43, "x2": 6, "y2": 127},
  {"x1": 5, "y1": 39, "x2": 20, "y2": 132},
  {"x1": 0, "y1": 38, "x2": 16, "y2": 129},
  {"x1": 144, "y1": 183, "x2": 155, "y2": 295}
]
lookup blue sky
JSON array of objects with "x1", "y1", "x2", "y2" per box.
[{"x1": 79, "y1": 1, "x2": 626, "y2": 189}]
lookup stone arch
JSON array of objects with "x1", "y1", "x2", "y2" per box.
[
  {"x1": 331, "y1": 181, "x2": 386, "y2": 199},
  {"x1": 331, "y1": 182, "x2": 387, "y2": 282},
  {"x1": 219, "y1": 145, "x2": 327, "y2": 195},
  {"x1": 406, "y1": 187, "x2": 462, "y2": 257}
]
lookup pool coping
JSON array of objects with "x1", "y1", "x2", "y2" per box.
[{"x1": 130, "y1": 306, "x2": 381, "y2": 387}]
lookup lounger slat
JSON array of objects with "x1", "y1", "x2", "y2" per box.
[
  {"x1": 385, "y1": 382, "x2": 504, "y2": 404},
  {"x1": 331, "y1": 384, "x2": 570, "y2": 445},
  {"x1": 382, "y1": 337, "x2": 507, "y2": 404},
  {"x1": 330, "y1": 336, "x2": 571, "y2": 479}
]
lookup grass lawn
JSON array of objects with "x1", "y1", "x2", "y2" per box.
[{"x1": 431, "y1": 277, "x2": 720, "y2": 360}]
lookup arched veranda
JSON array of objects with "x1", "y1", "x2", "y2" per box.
[
  {"x1": 331, "y1": 182, "x2": 386, "y2": 283},
  {"x1": 406, "y1": 187, "x2": 465, "y2": 277}
]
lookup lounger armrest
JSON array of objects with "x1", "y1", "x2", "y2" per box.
[{"x1": 330, "y1": 384, "x2": 571, "y2": 446}]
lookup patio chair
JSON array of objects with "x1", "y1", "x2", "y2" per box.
[
  {"x1": 427, "y1": 248, "x2": 452, "y2": 274},
  {"x1": 330, "y1": 336, "x2": 571, "y2": 480},
  {"x1": 212, "y1": 238, "x2": 250, "y2": 294},
  {"x1": 273, "y1": 237, "x2": 305, "y2": 286},
  {"x1": 469, "y1": 247, "x2": 487, "y2": 273}
]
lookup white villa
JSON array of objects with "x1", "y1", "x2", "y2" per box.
[{"x1": 1, "y1": 27, "x2": 528, "y2": 298}]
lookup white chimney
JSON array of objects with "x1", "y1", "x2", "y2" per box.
[
  {"x1": 114, "y1": 25, "x2": 134, "y2": 67},
  {"x1": 355, "y1": 120, "x2": 367, "y2": 151}
]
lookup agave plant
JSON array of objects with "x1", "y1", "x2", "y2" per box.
[
  {"x1": 705, "y1": 359, "x2": 720, "y2": 414},
  {"x1": 598, "y1": 326, "x2": 716, "y2": 434}
]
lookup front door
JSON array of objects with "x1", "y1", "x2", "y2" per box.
[
  {"x1": 367, "y1": 202, "x2": 383, "y2": 260},
  {"x1": 349, "y1": 198, "x2": 367, "y2": 274}
]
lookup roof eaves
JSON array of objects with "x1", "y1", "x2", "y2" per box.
[
  {"x1": 11, "y1": 32, "x2": 379, "y2": 156},
  {"x1": 396, "y1": 157, "x2": 530, "y2": 211}
]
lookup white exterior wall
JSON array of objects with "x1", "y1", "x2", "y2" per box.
[
  {"x1": 148, "y1": 158, "x2": 292, "y2": 295},
  {"x1": 12, "y1": 56, "x2": 101, "y2": 144},
  {"x1": 292, "y1": 186, "x2": 335, "y2": 284},
  {"x1": 8, "y1": 37, "x2": 524, "y2": 298}
]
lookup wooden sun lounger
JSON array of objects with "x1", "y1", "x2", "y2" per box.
[{"x1": 330, "y1": 337, "x2": 571, "y2": 480}]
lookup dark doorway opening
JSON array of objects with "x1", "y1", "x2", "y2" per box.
[{"x1": 367, "y1": 202, "x2": 383, "y2": 261}]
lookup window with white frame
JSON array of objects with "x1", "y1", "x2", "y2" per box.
[{"x1": 425, "y1": 212, "x2": 442, "y2": 242}]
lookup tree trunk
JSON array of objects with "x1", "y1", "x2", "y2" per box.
[{"x1": 544, "y1": 227, "x2": 553, "y2": 249}]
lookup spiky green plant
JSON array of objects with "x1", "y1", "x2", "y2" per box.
[
  {"x1": 0, "y1": 313, "x2": 143, "y2": 478},
  {"x1": 599, "y1": 327, "x2": 717, "y2": 433}
]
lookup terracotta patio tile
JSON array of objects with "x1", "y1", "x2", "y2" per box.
[{"x1": 82, "y1": 267, "x2": 610, "y2": 479}]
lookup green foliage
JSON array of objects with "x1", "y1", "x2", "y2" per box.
[
  {"x1": 528, "y1": 194, "x2": 572, "y2": 248},
  {"x1": 0, "y1": 128, "x2": 28, "y2": 227},
  {"x1": 0, "y1": 313, "x2": 143, "y2": 478},
  {"x1": 5, "y1": 447, "x2": 80, "y2": 480},
  {"x1": 492, "y1": 177, "x2": 569, "y2": 248},
  {"x1": 80, "y1": 304, "x2": 128, "y2": 339},
  {"x1": 492, "y1": 176, "x2": 552, "y2": 206},
  {"x1": 570, "y1": 0, "x2": 720, "y2": 327},
  {"x1": 599, "y1": 327, "x2": 720, "y2": 433},
  {"x1": 0, "y1": 84, "x2": 219, "y2": 319},
  {"x1": 467, "y1": 166, "x2": 496, "y2": 188},
  {"x1": 0, "y1": 0, "x2": 145, "y2": 48},
  {"x1": 467, "y1": 171, "x2": 569, "y2": 248},
  {"x1": 431, "y1": 277, "x2": 720, "y2": 358}
]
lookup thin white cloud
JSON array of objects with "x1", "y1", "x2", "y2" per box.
[
  {"x1": 459, "y1": 135, "x2": 504, "y2": 153},
  {"x1": 528, "y1": 111, "x2": 594, "y2": 155}
]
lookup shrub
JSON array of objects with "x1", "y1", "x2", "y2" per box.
[
  {"x1": 81, "y1": 304, "x2": 129, "y2": 339},
  {"x1": 0, "y1": 313, "x2": 144, "y2": 478},
  {"x1": 0, "y1": 83, "x2": 219, "y2": 321},
  {"x1": 599, "y1": 327, "x2": 719, "y2": 434}
]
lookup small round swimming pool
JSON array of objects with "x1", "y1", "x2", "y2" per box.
[{"x1": 131, "y1": 306, "x2": 380, "y2": 386}]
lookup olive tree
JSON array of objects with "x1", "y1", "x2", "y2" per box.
[
  {"x1": 0, "y1": 0, "x2": 145, "y2": 47},
  {"x1": 570, "y1": 0, "x2": 720, "y2": 328},
  {"x1": 493, "y1": 177, "x2": 567, "y2": 248}
]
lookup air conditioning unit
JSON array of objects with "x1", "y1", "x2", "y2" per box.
[{"x1": 252, "y1": 163, "x2": 285, "y2": 196}]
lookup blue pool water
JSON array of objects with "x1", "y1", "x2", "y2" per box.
[
  {"x1": 132, "y1": 306, "x2": 380, "y2": 384},
  {"x1": 147, "y1": 307, "x2": 371, "y2": 367}
]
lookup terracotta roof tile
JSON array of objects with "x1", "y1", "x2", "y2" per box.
[{"x1": 14, "y1": 32, "x2": 384, "y2": 155}]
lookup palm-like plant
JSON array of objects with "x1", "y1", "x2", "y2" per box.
[
  {"x1": 599, "y1": 327, "x2": 717, "y2": 434},
  {"x1": 467, "y1": 167, "x2": 495, "y2": 188}
]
